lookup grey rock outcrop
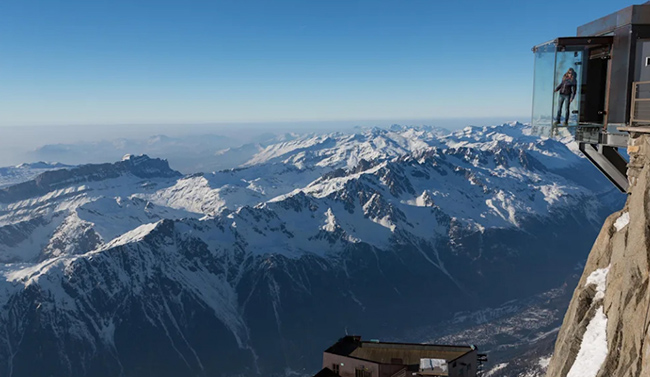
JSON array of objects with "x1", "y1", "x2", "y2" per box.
[{"x1": 546, "y1": 133, "x2": 650, "y2": 376}]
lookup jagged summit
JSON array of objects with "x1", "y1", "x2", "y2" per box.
[{"x1": 234, "y1": 123, "x2": 567, "y2": 175}]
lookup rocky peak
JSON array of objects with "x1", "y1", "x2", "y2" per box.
[{"x1": 115, "y1": 154, "x2": 180, "y2": 178}]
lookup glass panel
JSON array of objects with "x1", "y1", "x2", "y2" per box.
[
  {"x1": 531, "y1": 41, "x2": 556, "y2": 137},
  {"x1": 554, "y1": 49, "x2": 582, "y2": 127}
]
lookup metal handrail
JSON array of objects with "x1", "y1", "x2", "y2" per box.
[{"x1": 630, "y1": 81, "x2": 650, "y2": 126}]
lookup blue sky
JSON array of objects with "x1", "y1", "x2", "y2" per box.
[{"x1": 0, "y1": 0, "x2": 630, "y2": 126}]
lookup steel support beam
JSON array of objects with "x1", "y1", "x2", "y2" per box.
[{"x1": 579, "y1": 143, "x2": 629, "y2": 192}]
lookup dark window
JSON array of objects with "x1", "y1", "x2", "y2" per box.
[
  {"x1": 355, "y1": 368, "x2": 372, "y2": 377},
  {"x1": 332, "y1": 364, "x2": 340, "y2": 374}
]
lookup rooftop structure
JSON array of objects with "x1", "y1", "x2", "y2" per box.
[
  {"x1": 531, "y1": 3, "x2": 650, "y2": 192},
  {"x1": 314, "y1": 336, "x2": 486, "y2": 377}
]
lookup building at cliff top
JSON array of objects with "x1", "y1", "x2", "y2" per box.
[
  {"x1": 312, "y1": 336, "x2": 487, "y2": 377},
  {"x1": 531, "y1": 2, "x2": 650, "y2": 192}
]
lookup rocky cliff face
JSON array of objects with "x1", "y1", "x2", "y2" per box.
[{"x1": 546, "y1": 133, "x2": 650, "y2": 377}]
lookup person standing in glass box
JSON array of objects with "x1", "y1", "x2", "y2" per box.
[{"x1": 554, "y1": 68, "x2": 577, "y2": 126}]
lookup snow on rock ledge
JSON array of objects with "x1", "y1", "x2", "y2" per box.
[
  {"x1": 613, "y1": 212, "x2": 629, "y2": 232},
  {"x1": 585, "y1": 265, "x2": 610, "y2": 300},
  {"x1": 566, "y1": 306, "x2": 608, "y2": 377},
  {"x1": 546, "y1": 133, "x2": 650, "y2": 377}
]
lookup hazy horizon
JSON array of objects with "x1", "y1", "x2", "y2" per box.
[{"x1": 0, "y1": 116, "x2": 526, "y2": 169}]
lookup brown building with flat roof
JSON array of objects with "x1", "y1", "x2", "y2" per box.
[{"x1": 313, "y1": 336, "x2": 484, "y2": 377}]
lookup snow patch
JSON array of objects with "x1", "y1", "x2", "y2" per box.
[
  {"x1": 104, "y1": 222, "x2": 160, "y2": 249},
  {"x1": 566, "y1": 306, "x2": 608, "y2": 377},
  {"x1": 484, "y1": 363, "x2": 508, "y2": 377},
  {"x1": 539, "y1": 183, "x2": 565, "y2": 205},
  {"x1": 321, "y1": 208, "x2": 337, "y2": 232},
  {"x1": 538, "y1": 355, "x2": 551, "y2": 369},
  {"x1": 614, "y1": 212, "x2": 629, "y2": 232},
  {"x1": 585, "y1": 265, "x2": 610, "y2": 301}
]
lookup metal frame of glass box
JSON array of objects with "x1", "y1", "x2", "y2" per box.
[{"x1": 531, "y1": 3, "x2": 650, "y2": 192}]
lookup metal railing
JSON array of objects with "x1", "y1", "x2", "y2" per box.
[{"x1": 630, "y1": 81, "x2": 650, "y2": 126}]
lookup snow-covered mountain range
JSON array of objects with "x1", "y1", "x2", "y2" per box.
[{"x1": 0, "y1": 123, "x2": 624, "y2": 376}]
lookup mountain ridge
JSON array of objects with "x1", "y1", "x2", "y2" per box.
[{"x1": 0, "y1": 154, "x2": 180, "y2": 204}]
